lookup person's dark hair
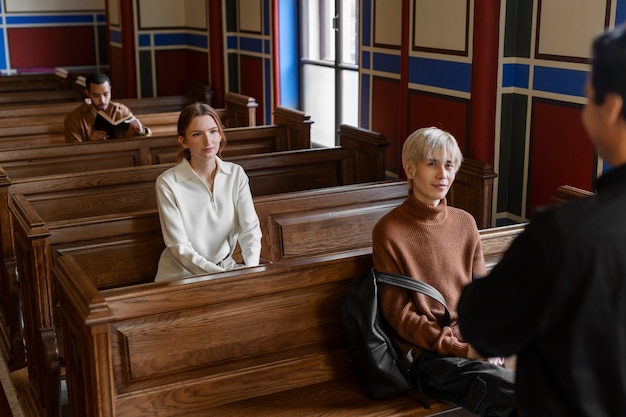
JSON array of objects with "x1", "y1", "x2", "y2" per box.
[
  {"x1": 85, "y1": 73, "x2": 111, "y2": 90},
  {"x1": 176, "y1": 102, "x2": 227, "y2": 161},
  {"x1": 591, "y1": 24, "x2": 626, "y2": 119}
]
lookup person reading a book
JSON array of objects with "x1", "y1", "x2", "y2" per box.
[
  {"x1": 64, "y1": 72, "x2": 151, "y2": 142},
  {"x1": 154, "y1": 102, "x2": 262, "y2": 281},
  {"x1": 372, "y1": 127, "x2": 516, "y2": 416}
]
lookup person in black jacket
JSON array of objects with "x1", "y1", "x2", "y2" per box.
[{"x1": 458, "y1": 24, "x2": 626, "y2": 417}]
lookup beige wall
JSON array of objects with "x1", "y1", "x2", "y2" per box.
[{"x1": 5, "y1": 0, "x2": 104, "y2": 12}]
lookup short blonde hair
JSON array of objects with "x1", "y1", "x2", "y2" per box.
[
  {"x1": 402, "y1": 127, "x2": 463, "y2": 192},
  {"x1": 403, "y1": 127, "x2": 463, "y2": 169}
]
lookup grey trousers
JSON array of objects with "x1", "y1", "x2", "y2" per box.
[{"x1": 411, "y1": 351, "x2": 517, "y2": 417}]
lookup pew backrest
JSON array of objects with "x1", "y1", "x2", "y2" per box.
[
  {"x1": 0, "y1": 107, "x2": 312, "y2": 179},
  {"x1": 551, "y1": 185, "x2": 594, "y2": 204},
  {"x1": 0, "y1": 92, "x2": 259, "y2": 147},
  {"x1": 479, "y1": 223, "x2": 527, "y2": 270},
  {"x1": 0, "y1": 89, "x2": 80, "y2": 107}
]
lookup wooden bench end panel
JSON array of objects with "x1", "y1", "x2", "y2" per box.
[
  {"x1": 448, "y1": 158, "x2": 497, "y2": 229},
  {"x1": 272, "y1": 107, "x2": 312, "y2": 150}
]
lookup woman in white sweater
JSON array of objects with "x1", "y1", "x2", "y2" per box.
[{"x1": 154, "y1": 103, "x2": 262, "y2": 281}]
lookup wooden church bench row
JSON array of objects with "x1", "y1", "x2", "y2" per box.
[
  {"x1": 0, "y1": 79, "x2": 212, "y2": 121},
  {"x1": 0, "y1": 68, "x2": 83, "y2": 94},
  {"x1": 0, "y1": 89, "x2": 81, "y2": 108},
  {"x1": 0, "y1": 106, "x2": 313, "y2": 367},
  {"x1": 0, "y1": 68, "x2": 90, "y2": 105},
  {"x1": 0, "y1": 107, "x2": 314, "y2": 281},
  {"x1": 0, "y1": 92, "x2": 258, "y2": 146},
  {"x1": 0, "y1": 77, "x2": 209, "y2": 111},
  {"x1": 0, "y1": 92, "x2": 202, "y2": 120},
  {"x1": 49, "y1": 222, "x2": 525, "y2": 417},
  {"x1": 0, "y1": 105, "x2": 313, "y2": 286},
  {"x1": 0, "y1": 129, "x2": 499, "y2": 379},
  {"x1": 10, "y1": 144, "x2": 392, "y2": 417},
  {"x1": 0, "y1": 95, "x2": 189, "y2": 118},
  {"x1": 0, "y1": 73, "x2": 73, "y2": 94},
  {"x1": 551, "y1": 184, "x2": 594, "y2": 204},
  {"x1": 0, "y1": 106, "x2": 311, "y2": 180},
  {"x1": 1, "y1": 124, "x2": 387, "y2": 376}
]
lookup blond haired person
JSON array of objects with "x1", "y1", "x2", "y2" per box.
[{"x1": 372, "y1": 127, "x2": 516, "y2": 416}]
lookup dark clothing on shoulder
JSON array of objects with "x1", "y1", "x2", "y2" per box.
[{"x1": 458, "y1": 163, "x2": 626, "y2": 417}]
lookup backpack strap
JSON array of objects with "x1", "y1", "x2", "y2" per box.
[{"x1": 375, "y1": 270, "x2": 451, "y2": 327}]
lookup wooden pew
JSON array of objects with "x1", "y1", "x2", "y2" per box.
[
  {"x1": 0, "y1": 92, "x2": 257, "y2": 126},
  {"x1": 448, "y1": 158, "x2": 497, "y2": 229},
  {"x1": 10, "y1": 150, "x2": 391, "y2": 417},
  {"x1": 0, "y1": 80, "x2": 225, "y2": 121},
  {"x1": 0, "y1": 107, "x2": 314, "y2": 366},
  {"x1": 0, "y1": 92, "x2": 259, "y2": 148},
  {"x1": 48, "y1": 222, "x2": 524, "y2": 417},
  {"x1": 0, "y1": 106, "x2": 310, "y2": 179},
  {"x1": 36, "y1": 181, "x2": 405, "y2": 416},
  {"x1": 551, "y1": 184, "x2": 594, "y2": 204},
  {"x1": 69, "y1": 78, "x2": 215, "y2": 113},
  {"x1": 0, "y1": 89, "x2": 81, "y2": 107},
  {"x1": 0, "y1": 125, "x2": 505, "y2": 379},
  {"x1": 0, "y1": 71, "x2": 73, "y2": 93},
  {"x1": 0, "y1": 111, "x2": 179, "y2": 144},
  {"x1": 480, "y1": 223, "x2": 527, "y2": 270},
  {"x1": 14, "y1": 174, "x2": 513, "y2": 417}
]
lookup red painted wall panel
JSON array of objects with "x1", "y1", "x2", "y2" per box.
[
  {"x1": 528, "y1": 100, "x2": 594, "y2": 214},
  {"x1": 408, "y1": 91, "x2": 469, "y2": 154},
  {"x1": 186, "y1": 51, "x2": 210, "y2": 87},
  {"x1": 109, "y1": 46, "x2": 128, "y2": 99},
  {"x1": 240, "y1": 55, "x2": 264, "y2": 126},
  {"x1": 372, "y1": 77, "x2": 401, "y2": 174},
  {"x1": 156, "y1": 50, "x2": 190, "y2": 96},
  {"x1": 8, "y1": 27, "x2": 95, "y2": 68},
  {"x1": 155, "y1": 50, "x2": 209, "y2": 98}
]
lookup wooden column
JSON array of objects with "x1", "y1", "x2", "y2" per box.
[
  {"x1": 469, "y1": 1, "x2": 501, "y2": 164},
  {"x1": 208, "y1": 0, "x2": 226, "y2": 107}
]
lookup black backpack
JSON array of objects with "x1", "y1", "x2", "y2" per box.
[{"x1": 340, "y1": 268, "x2": 450, "y2": 400}]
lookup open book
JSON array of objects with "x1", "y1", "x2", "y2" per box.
[{"x1": 93, "y1": 111, "x2": 132, "y2": 139}]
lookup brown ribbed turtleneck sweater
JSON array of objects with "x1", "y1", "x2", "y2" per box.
[{"x1": 372, "y1": 194, "x2": 486, "y2": 362}]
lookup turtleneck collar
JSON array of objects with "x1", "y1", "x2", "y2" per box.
[{"x1": 402, "y1": 193, "x2": 448, "y2": 223}]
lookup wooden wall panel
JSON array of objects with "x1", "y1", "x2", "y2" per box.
[
  {"x1": 240, "y1": 55, "x2": 264, "y2": 126},
  {"x1": 155, "y1": 50, "x2": 210, "y2": 97},
  {"x1": 371, "y1": 77, "x2": 401, "y2": 174},
  {"x1": 528, "y1": 99, "x2": 594, "y2": 214},
  {"x1": 408, "y1": 91, "x2": 469, "y2": 154},
  {"x1": 156, "y1": 50, "x2": 189, "y2": 96},
  {"x1": 8, "y1": 27, "x2": 96, "y2": 68},
  {"x1": 109, "y1": 46, "x2": 128, "y2": 98}
]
